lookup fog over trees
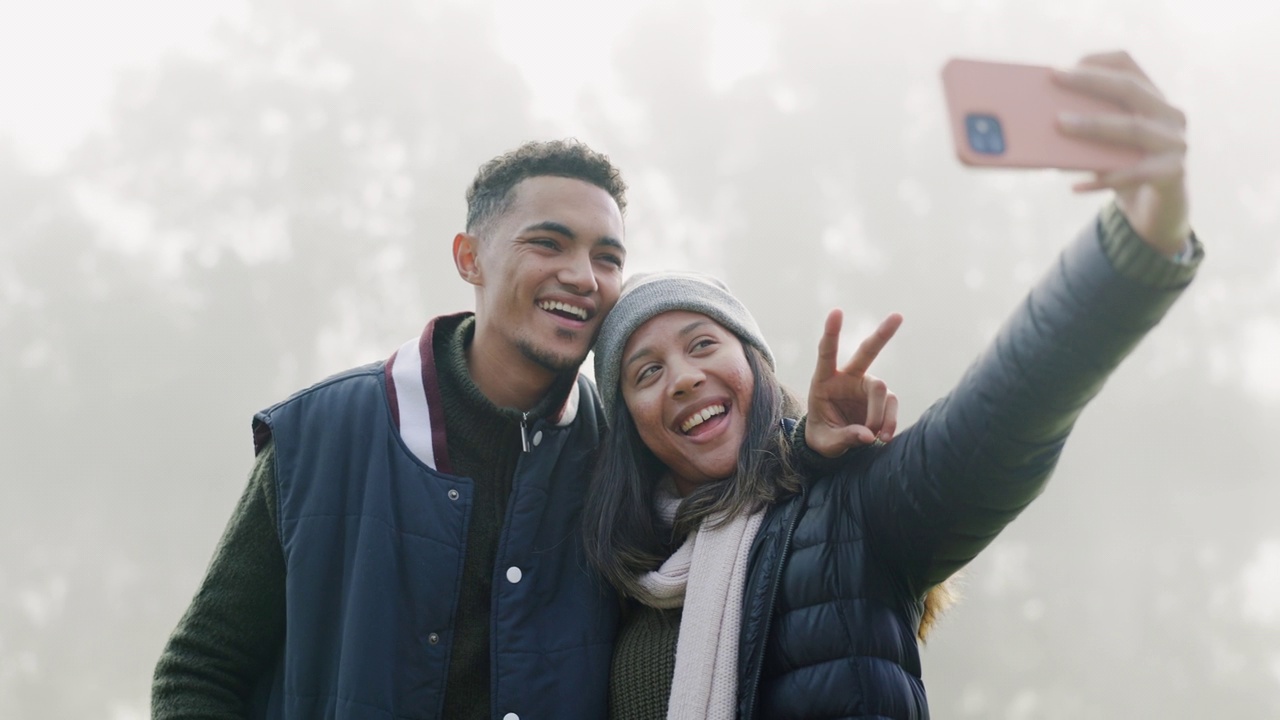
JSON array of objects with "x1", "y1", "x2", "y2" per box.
[{"x1": 2, "y1": 0, "x2": 1277, "y2": 717}]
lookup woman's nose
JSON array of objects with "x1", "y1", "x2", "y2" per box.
[{"x1": 670, "y1": 364, "x2": 705, "y2": 396}]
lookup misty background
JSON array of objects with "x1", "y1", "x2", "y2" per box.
[{"x1": 2, "y1": 0, "x2": 1278, "y2": 717}]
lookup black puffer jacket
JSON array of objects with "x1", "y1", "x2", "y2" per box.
[{"x1": 737, "y1": 217, "x2": 1197, "y2": 720}]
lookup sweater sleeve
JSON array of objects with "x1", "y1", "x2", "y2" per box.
[
  {"x1": 1098, "y1": 200, "x2": 1203, "y2": 287},
  {"x1": 787, "y1": 415, "x2": 859, "y2": 477},
  {"x1": 152, "y1": 441, "x2": 287, "y2": 719},
  {"x1": 854, "y1": 210, "x2": 1200, "y2": 593}
]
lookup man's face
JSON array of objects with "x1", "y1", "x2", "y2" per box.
[{"x1": 471, "y1": 176, "x2": 626, "y2": 374}]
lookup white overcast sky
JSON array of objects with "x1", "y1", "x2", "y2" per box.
[
  {"x1": 0, "y1": 0, "x2": 246, "y2": 170},
  {"x1": 0, "y1": 0, "x2": 782, "y2": 171}
]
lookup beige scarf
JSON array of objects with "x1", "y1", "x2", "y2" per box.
[{"x1": 634, "y1": 486, "x2": 765, "y2": 720}]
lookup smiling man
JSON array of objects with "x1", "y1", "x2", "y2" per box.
[
  {"x1": 152, "y1": 141, "x2": 630, "y2": 720},
  {"x1": 456, "y1": 173, "x2": 627, "y2": 409}
]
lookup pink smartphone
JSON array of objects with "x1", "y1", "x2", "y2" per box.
[{"x1": 941, "y1": 58, "x2": 1142, "y2": 171}]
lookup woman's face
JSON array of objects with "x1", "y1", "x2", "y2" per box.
[{"x1": 619, "y1": 311, "x2": 755, "y2": 496}]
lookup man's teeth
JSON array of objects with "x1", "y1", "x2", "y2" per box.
[
  {"x1": 681, "y1": 404, "x2": 726, "y2": 433},
  {"x1": 539, "y1": 301, "x2": 588, "y2": 320}
]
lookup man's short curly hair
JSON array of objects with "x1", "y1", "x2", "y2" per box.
[{"x1": 465, "y1": 139, "x2": 628, "y2": 235}]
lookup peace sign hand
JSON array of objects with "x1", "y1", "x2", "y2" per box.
[{"x1": 805, "y1": 309, "x2": 904, "y2": 459}]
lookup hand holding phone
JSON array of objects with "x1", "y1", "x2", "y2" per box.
[
  {"x1": 941, "y1": 58, "x2": 1142, "y2": 171},
  {"x1": 942, "y1": 52, "x2": 1191, "y2": 255}
]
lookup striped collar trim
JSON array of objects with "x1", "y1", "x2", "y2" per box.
[{"x1": 384, "y1": 314, "x2": 582, "y2": 472}]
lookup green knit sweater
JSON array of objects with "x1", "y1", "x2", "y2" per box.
[
  {"x1": 609, "y1": 603, "x2": 681, "y2": 720},
  {"x1": 152, "y1": 314, "x2": 577, "y2": 719}
]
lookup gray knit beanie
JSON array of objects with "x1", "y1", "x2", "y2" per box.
[{"x1": 594, "y1": 270, "x2": 774, "y2": 422}]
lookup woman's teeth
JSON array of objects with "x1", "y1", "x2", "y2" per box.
[{"x1": 681, "y1": 404, "x2": 726, "y2": 433}]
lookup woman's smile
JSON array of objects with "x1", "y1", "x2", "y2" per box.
[{"x1": 620, "y1": 311, "x2": 755, "y2": 495}]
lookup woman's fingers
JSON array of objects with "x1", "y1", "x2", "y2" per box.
[
  {"x1": 1070, "y1": 152, "x2": 1186, "y2": 193},
  {"x1": 1052, "y1": 65, "x2": 1185, "y2": 128},
  {"x1": 812, "y1": 309, "x2": 844, "y2": 384},
  {"x1": 859, "y1": 376, "x2": 900, "y2": 443},
  {"x1": 862, "y1": 374, "x2": 888, "y2": 434},
  {"x1": 840, "y1": 312, "x2": 903, "y2": 378},
  {"x1": 879, "y1": 392, "x2": 899, "y2": 443},
  {"x1": 1076, "y1": 50, "x2": 1151, "y2": 83},
  {"x1": 1058, "y1": 112, "x2": 1186, "y2": 155}
]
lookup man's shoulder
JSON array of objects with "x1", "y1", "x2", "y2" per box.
[
  {"x1": 252, "y1": 361, "x2": 389, "y2": 453},
  {"x1": 267, "y1": 361, "x2": 387, "y2": 412}
]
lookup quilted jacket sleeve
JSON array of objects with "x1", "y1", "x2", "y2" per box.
[{"x1": 854, "y1": 207, "x2": 1201, "y2": 594}]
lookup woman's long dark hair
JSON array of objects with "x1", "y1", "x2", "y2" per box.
[{"x1": 583, "y1": 345, "x2": 803, "y2": 599}]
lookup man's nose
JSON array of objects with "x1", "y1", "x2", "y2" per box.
[{"x1": 558, "y1": 252, "x2": 599, "y2": 294}]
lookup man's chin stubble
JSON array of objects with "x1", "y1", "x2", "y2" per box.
[{"x1": 517, "y1": 339, "x2": 588, "y2": 375}]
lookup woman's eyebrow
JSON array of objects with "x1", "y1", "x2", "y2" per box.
[
  {"x1": 622, "y1": 320, "x2": 710, "y2": 369},
  {"x1": 623, "y1": 346, "x2": 652, "y2": 370},
  {"x1": 677, "y1": 319, "x2": 708, "y2": 337}
]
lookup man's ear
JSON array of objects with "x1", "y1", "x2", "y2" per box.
[{"x1": 453, "y1": 233, "x2": 482, "y2": 286}]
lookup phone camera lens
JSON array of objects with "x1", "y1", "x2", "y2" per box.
[{"x1": 965, "y1": 113, "x2": 1006, "y2": 156}]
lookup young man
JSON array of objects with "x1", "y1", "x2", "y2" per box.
[
  {"x1": 152, "y1": 141, "x2": 630, "y2": 719},
  {"x1": 152, "y1": 139, "x2": 897, "y2": 720}
]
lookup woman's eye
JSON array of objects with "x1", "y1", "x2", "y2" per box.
[{"x1": 637, "y1": 365, "x2": 659, "y2": 383}]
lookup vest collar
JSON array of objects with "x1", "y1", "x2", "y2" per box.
[{"x1": 384, "y1": 313, "x2": 581, "y2": 472}]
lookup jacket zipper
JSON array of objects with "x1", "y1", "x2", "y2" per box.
[
  {"x1": 743, "y1": 488, "x2": 804, "y2": 720},
  {"x1": 519, "y1": 412, "x2": 531, "y2": 452}
]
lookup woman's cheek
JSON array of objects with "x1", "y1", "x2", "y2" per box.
[
  {"x1": 731, "y1": 364, "x2": 755, "y2": 405},
  {"x1": 631, "y1": 390, "x2": 665, "y2": 440}
]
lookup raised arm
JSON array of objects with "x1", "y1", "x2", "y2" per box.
[{"x1": 855, "y1": 51, "x2": 1201, "y2": 593}]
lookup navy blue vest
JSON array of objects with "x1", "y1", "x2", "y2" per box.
[{"x1": 249, "y1": 360, "x2": 617, "y2": 719}]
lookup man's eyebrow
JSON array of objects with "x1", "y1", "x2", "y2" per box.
[
  {"x1": 622, "y1": 319, "x2": 709, "y2": 370},
  {"x1": 597, "y1": 236, "x2": 626, "y2": 253},
  {"x1": 521, "y1": 221, "x2": 576, "y2": 238}
]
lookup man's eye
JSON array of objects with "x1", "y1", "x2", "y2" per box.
[
  {"x1": 531, "y1": 238, "x2": 558, "y2": 249},
  {"x1": 637, "y1": 365, "x2": 660, "y2": 382},
  {"x1": 598, "y1": 253, "x2": 624, "y2": 268}
]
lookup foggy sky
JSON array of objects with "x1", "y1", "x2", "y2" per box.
[{"x1": 2, "y1": 0, "x2": 1278, "y2": 717}]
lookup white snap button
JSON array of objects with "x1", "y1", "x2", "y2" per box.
[
  {"x1": 428, "y1": 632, "x2": 440, "y2": 645},
  {"x1": 531, "y1": 430, "x2": 543, "y2": 446},
  {"x1": 506, "y1": 566, "x2": 522, "y2": 584},
  {"x1": 447, "y1": 489, "x2": 459, "y2": 501},
  {"x1": 503, "y1": 714, "x2": 519, "y2": 720}
]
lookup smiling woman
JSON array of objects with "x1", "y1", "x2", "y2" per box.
[{"x1": 582, "y1": 111, "x2": 1201, "y2": 715}]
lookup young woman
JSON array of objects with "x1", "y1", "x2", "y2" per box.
[{"x1": 583, "y1": 52, "x2": 1200, "y2": 720}]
